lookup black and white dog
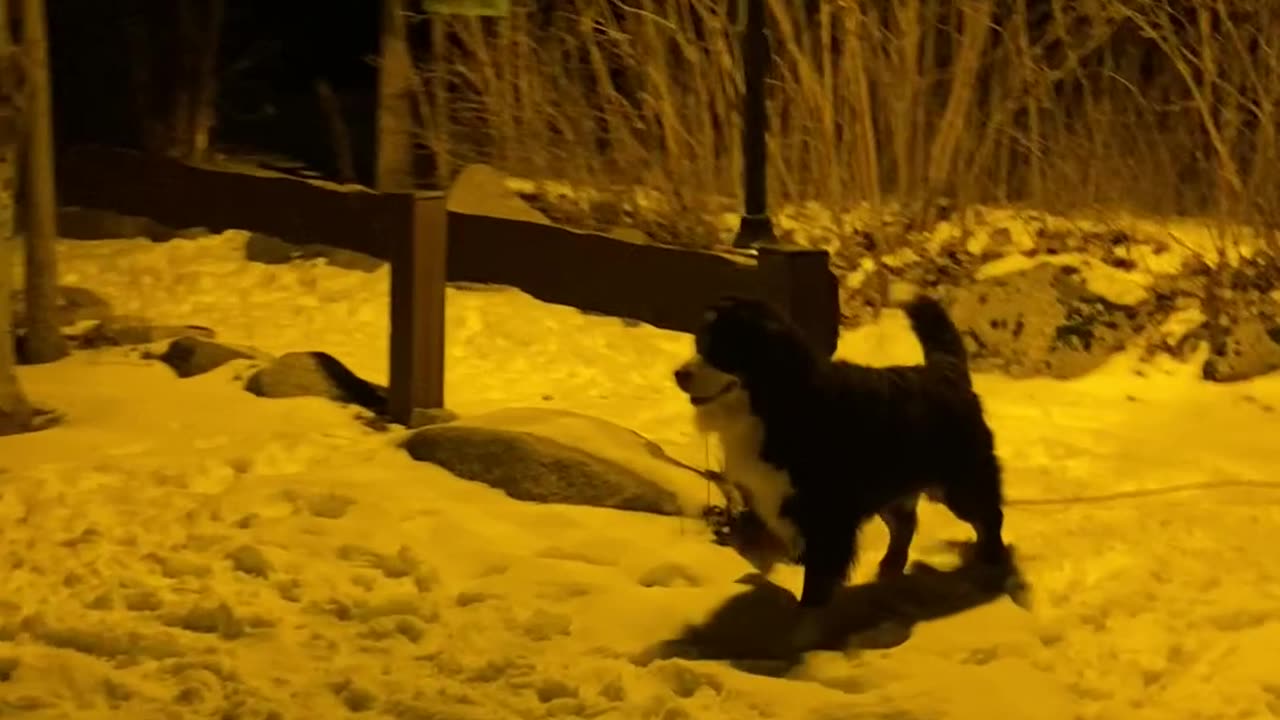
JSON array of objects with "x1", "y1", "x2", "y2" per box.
[{"x1": 674, "y1": 295, "x2": 1009, "y2": 616}]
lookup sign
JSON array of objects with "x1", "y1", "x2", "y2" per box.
[{"x1": 421, "y1": 0, "x2": 510, "y2": 15}]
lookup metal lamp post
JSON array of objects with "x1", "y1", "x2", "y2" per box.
[{"x1": 732, "y1": 0, "x2": 774, "y2": 249}]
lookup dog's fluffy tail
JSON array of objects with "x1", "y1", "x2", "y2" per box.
[{"x1": 904, "y1": 296, "x2": 970, "y2": 384}]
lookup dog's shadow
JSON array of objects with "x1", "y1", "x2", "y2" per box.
[{"x1": 636, "y1": 543, "x2": 1030, "y2": 677}]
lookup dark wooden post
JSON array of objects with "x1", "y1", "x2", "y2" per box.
[
  {"x1": 756, "y1": 246, "x2": 840, "y2": 357},
  {"x1": 732, "y1": 0, "x2": 774, "y2": 249},
  {"x1": 388, "y1": 191, "x2": 447, "y2": 424}
]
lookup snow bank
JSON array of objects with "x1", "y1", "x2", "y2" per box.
[{"x1": 0, "y1": 234, "x2": 1274, "y2": 718}]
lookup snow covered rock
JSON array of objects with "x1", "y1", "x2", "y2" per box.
[
  {"x1": 243, "y1": 233, "x2": 385, "y2": 272},
  {"x1": 244, "y1": 351, "x2": 387, "y2": 413},
  {"x1": 946, "y1": 263, "x2": 1147, "y2": 379},
  {"x1": 402, "y1": 407, "x2": 720, "y2": 517},
  {"x1": 77, "y1": 316, "x2": 215, "y2": 348},
  {"x1": 315, "y1": 246, "x2": 385, "y2": 273},
  {"x1": 56, "y1": 206, "x2": 176, "y2": 242},
  {"x1": 10, "y1": 285, "x2": 111, "y2": 331},
  {"x1": 446, "y1": 164, "x2": 551, "y2": 224},
  {"x1": 157, "y1": 337, "x2": 268, "y2": 379},
  {"x1": 243, "y1": 232, "x2": 300, "y2": 264},
  {"x1": 408, "y1": 407, "x2": 459, "y2": 428},
  {"x1": 1202, "y1": 292, "x2": 1280, "y2": 382}
]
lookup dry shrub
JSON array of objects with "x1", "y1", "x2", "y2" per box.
[{"x1": 408, "y1": 0, "x2": 1280, "y2": 261}]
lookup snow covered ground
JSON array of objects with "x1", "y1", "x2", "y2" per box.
[{"x1": 2, "y1": 231, "x2": 1279, "y2": 719}]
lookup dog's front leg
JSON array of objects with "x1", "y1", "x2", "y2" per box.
[
  {"x1": 790, "y1": 559, "x2": 846, "y2": 654},
  {"x1": 789, "y1": 522, "x2": 857, "y2": 653},
  {"x1": 798, "y1": 542, "x2": 853, "y2": 608}
]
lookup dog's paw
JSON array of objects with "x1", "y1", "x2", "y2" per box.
[
  {"x1": 788, "y1": 608, "x2": 826, "y2": 654},
  {"x1": 876, "y1": 561, "x2": 907, "y2": 581}
]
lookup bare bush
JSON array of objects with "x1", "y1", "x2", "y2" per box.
[{"x1": 407, "y1": 0, "x2": 1280, "y2": 252}]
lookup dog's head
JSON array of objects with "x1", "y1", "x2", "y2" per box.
[{"x1": 673, "y1": 296, "x2": 817, "y2": 431}]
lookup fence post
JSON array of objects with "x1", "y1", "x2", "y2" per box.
[
  {"x1": 756, "y1": 245, "x2": 840, "y2": 357},
  {"x1": 388, "y1": 191, "x2": 447, "y2": 424}
]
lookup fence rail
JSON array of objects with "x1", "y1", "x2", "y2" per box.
[{"x1": 57, "y1": 146, "x2": 840, "y2": 422}]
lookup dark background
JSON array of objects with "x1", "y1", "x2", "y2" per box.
[{"x1": 49, "y1": 0, "x2": 381, "y2": 185}]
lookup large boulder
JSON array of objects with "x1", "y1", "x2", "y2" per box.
[
  {"x1": 446, "y1": 164, "x2": 551, "y2": 224},
  {"x1": 402, "y1": 407, "x2": 721, "y2": 517},
  {"x1": 243, "y1": 233, "x2": 301, "y2": 265},
  {"x1": 11, "y1": 285, "x2": 112, "y2": 331},
  {"x1": 945, "y1": 262, "x2": 1148, "y2": 379},
  {"x1": 244, "y1": 351, "x2": 387, "y2": 414},
  {"x1": 157, "y1": 337, "x2": 271, "y2": 379},
  {"x1": 1202, "y1": 290, "x2": 1280, "y2": 382}
]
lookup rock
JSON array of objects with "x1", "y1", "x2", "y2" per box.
[
  {"x1": 404, "y1": 426, "x2": 681, "y2": 516},
  {"x1": 57, "y1": 207, "x2": 176, "y2": 242},
  {"x1": 301, "y1": 244, "x2": 385, "y2": 272},
  {"x1": 0, "y1": 406, "x2": 63, "y2": 437},
  {"x1": 158, "y1": 337, "x2": 268, "y2": 378},
  {"x1": 244, "y1": 233, "x2": 302, "y2": 265},
  {"x1": 1202, "y1": 292, "x2": 1280, "y2": 382},
  {"x1": 446, "y1": 164, "x2": 551, "y2": 224},
  {"x1": 402, "y1": 407, "x2": 722, "y2": 517},
  {"x1": 244, "y1": 351, "x2": 387, "y2": 413},
  {"x1": 945, "y1": 263, "x2": 1146, "y2": 379},
  {"x1": 77, "y1": 316, "x2": 215, "y2": 348},
  {"x1": 173, "y1": 226, "x2": 212, "y2": 240},
  {"x1": 243, "y1": 233, "x2": 385, "y2": 272},
  {"x1": 11, "y1": 285, "x2": 111, "y2": 331},
  {"x1": 409, "y1": 407, "x2": 459, "y2": 428}
]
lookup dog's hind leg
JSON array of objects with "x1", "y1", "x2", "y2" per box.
[{"x1": 877, "y1": 495, "x2": 919, "y2": 578}]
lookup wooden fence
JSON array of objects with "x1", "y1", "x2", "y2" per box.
[{"x1": 57, "y1": 146, "x2": 840, "y2": 424}]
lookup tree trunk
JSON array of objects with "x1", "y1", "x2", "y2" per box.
[
  {"x1": 0, "y1": 0, "x2": 34, "y2": 435},
  {"x1": 169, "y1": 0, "x2": 196, "y2": 157},
  {"x1": 188, "y1": 0, "x2": 224, "y2": 162},
  {"x1": 376, "y1": 0, "x2": 414, "y2": 191},
  {"x1": 124, "y1": 10, "x2": 164, "y2": 153},
  {"x1": 20, "y1": 0, "x2": 66, "y2": 364},
  {"x1": 373, "y1": 0, "x2": 414, "y2": 190},
  {"x1": 133, "y1": 0, "x2": 224, "y2": 161},
  {"x1": 316, "y1": 78, "x2": 357, "y2": 184}
]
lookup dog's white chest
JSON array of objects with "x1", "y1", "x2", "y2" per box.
[{"x1": 716, "y1": 423, "x2": 801, "y2": 553}]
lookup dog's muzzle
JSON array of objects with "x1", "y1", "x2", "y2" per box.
[
  {"x1": 687, "y1": 379, "x2": 739, "y2": 406},
  {"x1": 674, "y1": 362, "x2": 739, "y2": 406}
]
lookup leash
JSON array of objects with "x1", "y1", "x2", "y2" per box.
[
  {"x1": 705, "y1": 436, "x2": 712, "y2": 508},
  {"x1": 1006, "y1": 479, "x2": 1280, "y2": 507},
  {"x1": 685, "y1": 447, "x2": 1280, "y2": 511}
]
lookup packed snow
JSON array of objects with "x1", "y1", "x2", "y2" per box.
[{"x1": 1, "y1": 230, "x2": 1279, "y2": 719}]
